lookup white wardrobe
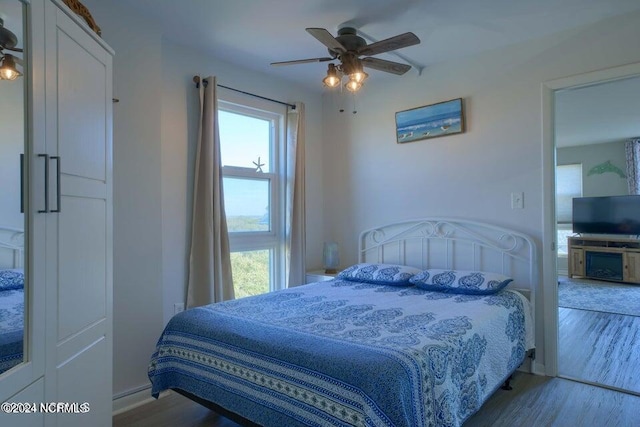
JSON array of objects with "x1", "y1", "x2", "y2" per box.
[{"x1": 0, "y1": 0, "x2": 113, "y2": 426}]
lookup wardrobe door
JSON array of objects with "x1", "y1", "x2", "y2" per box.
[{"x1": 44, "y1": 1, "x2": 113, "y2": 426}]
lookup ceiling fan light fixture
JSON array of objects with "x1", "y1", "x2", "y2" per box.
[
  {"x1": 349, "y1": 69, "x2": 368, "y2": 84},
  {"x1": 0, "y1": 54, "x2": 22, "y2": 81},
  {"x1": 322, "y1": 63, "x2": 341, "y2": 88},
  {"x1": 273, "y1": 27, "x2": 420, "y2": 95},
  {"x1": 344, "y1": 78, "x2": 362, "y2": 93},
  {"x1": 0, "y1": 18, "x2": 18, "y2": 51}
]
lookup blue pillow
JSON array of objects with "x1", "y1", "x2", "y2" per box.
[
  {"x1": 409, "y1": 269, "x2": 512, "y2": 295},
  {"x1": 337, "y1": 263, "x2": 422, "y2": 286},
  {"x1": 0, "y1": 269, "x2": 24, "y2": 291}
]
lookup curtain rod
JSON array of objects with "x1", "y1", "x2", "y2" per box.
[{"x1": 193, "y1": 76, "x2": 296, "y2": 110}]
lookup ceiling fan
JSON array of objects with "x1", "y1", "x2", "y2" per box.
[
  {"x1": 0, "y1": 18, "x2": 24, "y2": 81},
  {"x1": 271, "y1": 27, "x2": 420, "y2": 92}
]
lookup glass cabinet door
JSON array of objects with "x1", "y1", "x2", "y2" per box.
[{"x1": 0, "y1": 0, "x2": 27, "y2": 376}]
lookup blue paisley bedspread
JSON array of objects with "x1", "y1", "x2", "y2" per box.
[
  {"x1": 0, "y1": 288, "x2": 24, "y2": 374},
  {"x1": 148, "y1": 279, "x2": 534, "y2": 427}
]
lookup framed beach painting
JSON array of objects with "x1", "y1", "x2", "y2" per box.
[{"x1": 395, "y1": 98, "x2": 465, "y2": 143}]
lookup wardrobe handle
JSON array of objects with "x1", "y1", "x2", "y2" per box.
[
  {"x1": 38, "y1": 154, "x2": 49, "y2": 213},
  {"x1": 50, "y1": 156, "x2": 61, "y2": 213},
  {"x1": 20, "y1": 154, "x2": 24, "y2": 214}
]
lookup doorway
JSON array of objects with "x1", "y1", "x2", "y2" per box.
[{"x1": 546, "y1": 69, "x2": 640, "y2": 395}]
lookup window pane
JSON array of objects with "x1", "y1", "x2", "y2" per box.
[
  {"x1": 219, "y1": 111, "x2": 271, "y2": 172},
  {"x1": 557, "y1": 225, "x2": 573, "y2": 255},
  {"x1": 556, "y1": 164, "x2": 583, "y2": 223},
  {"x1": 223, "y1": 177, "x2": 270, "y2": 232},
  {"x1": 231, "y1": 250, "x2": 271, "y2": 298}
]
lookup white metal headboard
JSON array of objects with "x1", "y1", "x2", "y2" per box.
[
  {"x1": 0, "y1": 226, "x2": 24, "y2": 269},
  {"x1": 359, "y1": 218, "x2": 538, "y2": 370},
  {"x1": 359, "y1": 218, "x2": 537, "y2": 293}
]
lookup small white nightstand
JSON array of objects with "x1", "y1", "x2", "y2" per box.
[{"x1": 305, "y1": 270, "x2": 338, "y2": 284}]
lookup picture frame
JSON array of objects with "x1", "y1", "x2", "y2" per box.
[{"x1": 395, "y1": 98, "x2": 465, "y2": 143}]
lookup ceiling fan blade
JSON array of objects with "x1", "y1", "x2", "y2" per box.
[
  {"x1": 357, "y1": 32, "x2": 420, "y2": 57},
  {"x1": 361, "y1": 57, "x2": 411, "y2": 75},
  {"x1": 306, "y1": 28, "x2": 346, "y2": 53},
  {"x1": 271, "y1": 57, "x2": 334, "y2": 66},
  {"x1": 1, "y1": 45, "x2": 23, "y2": 52}
]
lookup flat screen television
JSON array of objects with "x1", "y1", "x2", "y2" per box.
[{"x1": 572, "y1": 195, "x2": 640, "y2": 235}]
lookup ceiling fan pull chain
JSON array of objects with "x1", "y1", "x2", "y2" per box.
[{"x1": 338, "y1": 82, "x2": 345, "y2": 113}]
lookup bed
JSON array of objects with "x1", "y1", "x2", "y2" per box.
[
  {"x1": 0, "y1": 227, "x2": 24, "y2": 375},
  {"x1": 149, "y1": 218, "x2": 536, "y2": 426}
]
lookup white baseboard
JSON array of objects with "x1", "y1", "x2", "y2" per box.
[
  {"x1": 532, "y1": 361, "x2": 546, "y2": 376},
  {"x1": 112, "y1": 384, "x2": 172, "y2": 416},
  {"x1": 516, "y1": 356, "x2": 546, "y2": 376}
]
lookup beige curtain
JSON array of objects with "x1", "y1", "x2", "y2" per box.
[
  {"x1": 285, "y1": 102, "x2": 306, "y2": 287},
  {"x1": 187, "y1": 76, "x2": 234, "y2": 307},
  {"x1": 625, "y1": 138, "x2": 640, "y2": 195}
]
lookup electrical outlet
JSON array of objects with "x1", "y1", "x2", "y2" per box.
[
  {"x1": 511, "y1": 192, "x2": 524, "y2": 209},
  {"x1": 173, "y1": 303, "x2": 184, "y2": 314}
]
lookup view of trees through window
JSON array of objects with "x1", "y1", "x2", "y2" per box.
[
  {"x1": 219, "y1": 98, "x2": 284, "y2": 298},
  {"x1": 230, "y1": 250, "x2": 270, "y2": 298}
]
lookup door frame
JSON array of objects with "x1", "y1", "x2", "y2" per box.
[{"x1": 541, "y1": 62, "x2": 640, "y2": 377}]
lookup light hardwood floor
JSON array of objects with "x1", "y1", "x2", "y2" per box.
[
  {"x1": 113, "y1": 373, "x2": 640, "y2": 427},
  {"x1": 558, "y1": 307, "x2": 640, "y2": 393},
  {"x1": 465, "y1": 373, "x2": 639, "y2": 426}
]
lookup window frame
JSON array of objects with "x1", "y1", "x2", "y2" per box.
[{"x1": 218, "y1": 90, "x2": 287, "y2": 294}]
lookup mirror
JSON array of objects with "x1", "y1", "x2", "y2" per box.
[{"x1": 0, "y1": 0, "x2": 26, "y2": 375}]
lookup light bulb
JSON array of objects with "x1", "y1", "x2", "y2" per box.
[
  {"x1": 323, "y1": 74, "x2": 340, "y2": 88},
  {"x1": 0, "y1": 55, "x2": 22, "y2": 80},
  {"x1": 350, "y1": 70, "x2": 368, "y2": 84},
  {"x1": 322, "y1": 64, "x2": 341, "y2": 88},
  {"x1": 344, "y1": 79, "x2": 362, "y2": 92}
]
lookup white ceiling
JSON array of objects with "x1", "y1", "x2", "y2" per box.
[
  {"x1": 118, "y1": 0, "x2": 640, "y2": 147},
  {"x1": 555, "y1": 76, "x2": 640, "y2": 148},
  {"x1": 124, "y1": 0, "x2": 640, "y2": 91}
]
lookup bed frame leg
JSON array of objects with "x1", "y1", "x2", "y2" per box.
[{"x1": 501, "y1": 375, "x2": 513, "y2": 391}]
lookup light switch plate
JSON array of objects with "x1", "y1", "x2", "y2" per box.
[{"x1": 511, "y1": 192, "x2": 524, "y2": 209}]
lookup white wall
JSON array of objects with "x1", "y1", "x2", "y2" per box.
[
  {"x1": 322, "y1": 11, "x2": 640, "y2": 373},
  {"x1": 83, "y1": 0, "x2": 325, "y2": 401},
  {"x1": 0, "y1": 81, "x2": 24, "y2": 229},
  {"x1": 82, "y1": 0, "x2": 164, "y2": 399},
  {"x1": 557, "y1": 141, "x2": 628, "y2": 197}
]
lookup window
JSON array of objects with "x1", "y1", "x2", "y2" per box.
[
  {"x1": 218, "y1": 94, "x2": 286, "y2": 297},
  {"x1": 556, "y1": 164, "x2": 583, "y2": 255}
]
